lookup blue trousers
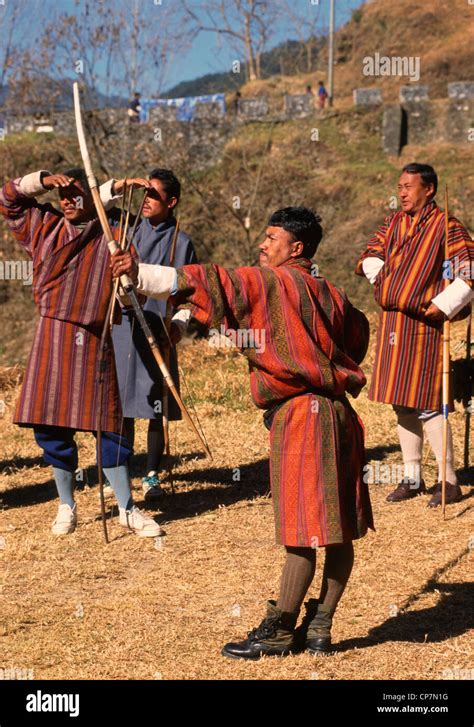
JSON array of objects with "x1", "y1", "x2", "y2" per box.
[{"x1": 34, "y1": 426, "x2": 133, "y2": 473}]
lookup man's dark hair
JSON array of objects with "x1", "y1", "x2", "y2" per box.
[
  {"x1": 402, "y1": 163, "x2": 438, "y2": 196},
  {"x1": 149, "y1": 168, "x2": 181, "y2": 202},
  {"x1": 268, "y1": 207, "x2": 323, "y2": 258},
  {"x1": 62, "y1": 168, "x2": 91, "y2": 194}
]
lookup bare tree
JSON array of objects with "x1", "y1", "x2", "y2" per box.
[
  {"x1": 183, "y1": 0, "x2": 272, "y2": 82},
  {"x1": 0, "y1": 2, "x2": 22, "y2": 88},
  {"x1": 275, "y1": 0, "x2": 322, "y2": 74},
  {"x1": 150, "y1": 121, "x2": 310, "y2": 267},
  {"x1": 8, "y1": 0, "x2": 125, "y2": 113},
  {"x1": 116, "y1": 0, "x2": 195, "y2": 98},
  {"x1": 6, "y1": 0, "x2": 194, "y2": 175},
  {"x1": 8, "y1": 0, "x2": 193, "y2": 113}
]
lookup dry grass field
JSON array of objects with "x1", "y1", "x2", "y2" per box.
[{"x1": 0, "y1": 314, "x2": 472, "y2": 681}]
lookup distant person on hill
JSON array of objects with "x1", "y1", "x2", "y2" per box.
[
  {"x1": 317, "y1": 80, "x2": 328, "y2": 110},
  {"x1": 306, "y1": 85, "x2": 315, "y2": 108},
  {"x1": 128, "y1": 92, "x2": 141, "y2": 123},
  {"x1": 232, "y1": 90, "x2": 242, "y2": 115},
  {"x1": 0, "y1": 169, "x2": 162, "y2": 538},
  {"x1": 101, "y1": 169, "x2": 197, "y2": 501},
  {"x1": 356, "y1": 162, "x2": 473, "y2": 507},
  {"x1": 111, "y1": 206, "x2": 374, "y2": 660}
]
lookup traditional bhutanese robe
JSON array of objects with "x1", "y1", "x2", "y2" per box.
[
  {"x1": 356, "y1": 201, "x2": 473, "y2": 410},
  {"x1": 0, "y1": 176, "x2": 122, "y2": 432},
  {"x1": 112, "y1": 216, "x2": 197, "y2": 420},
  {"x1": 172, "y1": 258, "x2": 374, "y2": 547}
]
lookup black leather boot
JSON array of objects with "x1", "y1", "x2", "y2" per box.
[
  {"x1": 295, "y1": 599, "x2": 333, "y2": 655},
  {"x1": 221, "y1": 601, "x2": 298, "y2": 660}
]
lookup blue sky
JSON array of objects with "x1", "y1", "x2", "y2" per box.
[
  {"x1": 167, "y1": 0, "x2": 366, "y2": 89},
  {"x1": 6, "y1": 0, "x2": 366, "y2": 95}
]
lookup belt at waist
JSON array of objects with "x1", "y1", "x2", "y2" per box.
[{"x1": 263, "y1": 389, "x2": 347, "y2": 431}]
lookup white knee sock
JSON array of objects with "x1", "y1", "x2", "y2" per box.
[
  {"x1": 396, "y1": 411, "x2": 423, "y2": 482},
  {"x1": 423, "y1": 415, "x2": 458, "y2": 485}
]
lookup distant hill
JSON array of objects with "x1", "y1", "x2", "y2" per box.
[
  {"x1": 165, "y1": 38, "x2": 323, "y2": 98},
  {"x1": 0, "y1": 78, "x2": 127, "y2": 114},
  {"x1": 163, "y1": 0, "x2": 474, "y2": 101},
  {"x1": 0, "y1": 37, "x2": 324, "y2": 112},
  {"x1": 2, "y1": 0, "x2": 473, "y2": 112}
]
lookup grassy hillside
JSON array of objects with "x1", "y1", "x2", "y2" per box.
[
  {"x1": 330, "y1": 0, "x2": 474, "y2": 101},
  {"x1": 1, "y1": 0, "x2": 473, "y2": 367},
  {"x1": 236, "y1": 0, "x2": 474, "y2": 105},
  {"x1": 1, "y1": 104, "x2": 473, "y2": 368}
]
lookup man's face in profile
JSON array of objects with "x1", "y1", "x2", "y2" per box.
[{"x1": 259, "y1": 226, "x2": 302, "y2": 267}]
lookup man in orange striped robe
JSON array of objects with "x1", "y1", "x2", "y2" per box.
[
  {"x1": 356, "y1": 163, "x2": 473, "y2": 507},
  {"x1": 112, "y1": 206, "x2": 374, "y2": 659},
  {"x1": 0, "y1": 169, "x2": 161, "y2": 538}
]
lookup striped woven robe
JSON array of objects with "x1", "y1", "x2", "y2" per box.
[
  {"x1": 0, "y1": 177, "x2": 122, "y2": 432},
  {"x1": 173, "y1": 258, "x2": 374, "y2": 547},
  {"x1": 356, "y1": 201, "x2": 473, "y2": 409}
]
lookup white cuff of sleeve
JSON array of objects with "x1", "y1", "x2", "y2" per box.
[
  {"x1": 171, "y1": 308, "x2": 191, "y2": 335},
  {"x1": 19, "y1": 170, "x2": 52, "y2": 197},
  {"x1": 431, "y1": 278, "x2": 473, "y2": 319},
  {"x1": 136, "y1": 264, "x2": 178, "y2": 299},
  {"x1": 99, "y1": 179, "x2": 121, "y2": 211},
  {"x1": 362, "y1": 256, "x2": 384, "y2": 284}
]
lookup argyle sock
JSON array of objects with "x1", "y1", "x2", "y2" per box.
[
  {"x1": 396, "y1": 410, "x2": 423, "y2": 482},
  {"x1": 53, "y1": 467, "x2": 75, "y2": 508},
  {"x1": 277, "y1": 546, "x2": 317, "y2": 615},
  {"x1": 423, "y1": 414, "x2": 458, "y2": 484},
  {"x1": 102, "y1": 465, "x2": 133, "y2": 510}
]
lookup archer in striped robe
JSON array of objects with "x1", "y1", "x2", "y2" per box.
[
  {"x1": 0, "y1": 173, "x2": 122, "y2": 433},
  {"x1": 0, "y1": 170, "x2": 161, "y2": 539},
  {"x1": 356, "y1": 163, "x2": 473, "y2": 506},
  {"x1": 112, "y1": 206, "x2": 374, "y2": 658},
  {"x1": 171, "y1": 257, "x2": 374, "y2": 546}
]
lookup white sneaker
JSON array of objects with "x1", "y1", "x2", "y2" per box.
[
  {"x1": 52, "y1": 503, "x2": 77, "y2": 535},
  {"x1": 119, "y1": 506, "x2": 163, "y2": 537}
]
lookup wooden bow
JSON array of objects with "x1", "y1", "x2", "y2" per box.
[{"x1": 73, "y1": 83, "x2": 211, "y2": 540}]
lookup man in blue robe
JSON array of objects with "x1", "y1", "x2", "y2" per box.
[{"x1": 102, "y1": 169, "x2": 197, "y2": 499}]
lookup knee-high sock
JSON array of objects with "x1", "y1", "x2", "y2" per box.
[
  {"x1": 103, "y1": 465, "x2": 133, "y2": 510},
  {"x1": 53, "y1": 467, "x2": 75, "y2": 508},
  {"x1": 318, "y1": 542, "x2": 354, "y2": 617},
  {"x1": 396, "y1": 411, "x2": 423, "y2": 482},
  {"x1": 277, "y1": 546, "x2": 316, "y2": 615},
  {"x1": 147, "y1": 418, "x2": 165, "y2": 474},
  {"x1": 423, "y1": 414, "x2": 458, "y2": 484},
  {"x1": 123, "y1": 418, "x2": 135, "y2": 450}
]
